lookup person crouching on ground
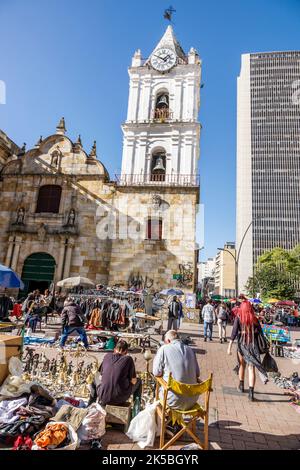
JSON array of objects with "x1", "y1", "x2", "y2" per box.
[
  {"x1": 60, "y1": 297, "x2": 89, "y2": 349},
  {"x1": 91, "y1": 339, "x2": 142, "y2": 407},
  {"x1": 227, "y1": 294, "x2": 268, "y2": 401}
]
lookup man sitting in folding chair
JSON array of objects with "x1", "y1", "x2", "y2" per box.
[{"x1": 153, "y1": 330, "x2": 213, "y2": 449}]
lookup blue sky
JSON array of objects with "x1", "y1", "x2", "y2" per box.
[{"x1": 1, "y1": 0, "x2": 300, "y2": 260}]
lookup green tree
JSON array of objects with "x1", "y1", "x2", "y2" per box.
[{"x1": 246, "y1": 245, "x2": 300, "y2": 301}]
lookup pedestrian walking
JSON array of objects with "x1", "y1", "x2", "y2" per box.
[
  {"x1": 167, "y1": 296, "x2": 180, "y2": 331},
  {"x1": 227, "y1": 295, "x2": 268, "y2": 401},
  {"x1": 216, "y1": 302, "x2": 229, "y2": 343},
  {"x1": 201, "y1": 299, "x2": 216, "y2": 342},
  {"x1": 177, "y1": 298, "x2": 184, "y2": 329}
]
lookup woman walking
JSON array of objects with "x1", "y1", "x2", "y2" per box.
[{"x1": 227, "y1": 295, "x2": 268, "y2": 401}]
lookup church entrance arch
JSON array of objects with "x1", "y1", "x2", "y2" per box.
[{"x1": 21, "y1": 253, "x2": 56, "y2": 295}]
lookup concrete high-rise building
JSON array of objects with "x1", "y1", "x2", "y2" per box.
[
  {"x1": 236, "y1": 51, "x2": 300, "y2": 292},
  {"x1": 214, "y1": 242, "x2": 236, "y2": 298},
  {"x1": 198, "y1": 257, "x2": 216, "y2": 283}
]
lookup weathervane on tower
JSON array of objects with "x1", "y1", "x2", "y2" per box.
[{"x1": 163, "y1": 6, "x2": 176, "y2": 23}]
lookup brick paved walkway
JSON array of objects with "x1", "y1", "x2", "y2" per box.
[
  {"x1": 22, "y1": 320, "x2": 300, "y2": 450},
  {"x1": 101, "y1": 321, "x2": 300, "y2": 450}
]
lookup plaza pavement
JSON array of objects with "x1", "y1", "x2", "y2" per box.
[
  {"x1": 102, "y1": 321, "x2": 300, "y2": 450},
  {"x1": 24, "y1": 319, "x2": 300, "y2": 450}
]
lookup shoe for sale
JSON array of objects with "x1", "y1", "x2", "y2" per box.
[{"x1": 13, "y1": 436, "x2": 24, "y2": 450}]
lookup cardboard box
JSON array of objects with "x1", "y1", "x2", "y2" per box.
[
  {"x1": 0, "y1": 334, "x2": 22, "y2": 385},
  {"x1": 105, "y1": 402, "x2": 132, "y2": 432}
]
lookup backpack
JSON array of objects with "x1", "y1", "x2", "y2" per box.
[
  {"x1": 218, "y1": 307, "x2": 227, "y2": 321},
  {"x1": 168, "y1": 301, "x2": 179, "y2": 319}
]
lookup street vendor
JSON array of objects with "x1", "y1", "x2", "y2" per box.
[
  {"x1": 90, "y1": 339, "x2": 142, "y2": 408},
  {"x1": 153, "y1": 330, "x2": 201, "y2": 411}
]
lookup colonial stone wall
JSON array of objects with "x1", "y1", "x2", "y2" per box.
[
  {"x1": 0, "y1": 130, "x2": 20, "y2": 170},
  {"x1": 0, "y1": 128, "x2": 199, "y2": 293},
  {"x1": 108, "y1": 187, "x2": 198, "y2": 290}
]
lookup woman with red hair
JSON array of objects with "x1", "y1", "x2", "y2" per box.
[{"x1": 227, "y1": 294, "x2": 268, "y2": 401}]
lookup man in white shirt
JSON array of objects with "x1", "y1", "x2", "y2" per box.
[{"x1": 201, "y1": 299, "x2": 217, "y2": 342}]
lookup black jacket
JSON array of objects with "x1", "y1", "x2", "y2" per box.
[
  {"x1": 168, "y1": 301, "x2": 180, "y2": 319},
  {"x1": 61, "y1": 302, "x2": 85, "y2": 328}
]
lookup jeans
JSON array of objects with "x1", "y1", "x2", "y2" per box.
[
  {"x1": 60, "y1": 326, "x2": 89, "y2": 348},
  {"x1": 204, "y1": 321, "x2": 213, "y2": 339},
  {"x1": 167, "y1": 317, "x2": 178, "y2": 331},
  {"x1": 217, "y1": 319, "x2": 227, "y2": 339}
]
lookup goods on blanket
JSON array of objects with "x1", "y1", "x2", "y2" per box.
[
  {"x1": 180, "y1": 443, "x2": 201, "y2": 450},
  {"x1": 12, "y1": 435, "x2": 33, "y2": 450},
  {"x1": 24, "y1": 337, "x2": 55, "y2": 346},
  {"x1": 126, "y1": 401, "x2": 159, "y2": 449},
  {"x1": 34, "y1": 423, "x2": 68, "y2": 448},
  {"x1": 283, "y1": 347, "x2": 300, "y2": 361},
  {"x1": 32, "y1": 421, "x2": 79, "y2": 450},
  {"x1": 270, "y1": 371, "x2": 300, "y2": 390},
  {"x1": 77, "y1": 403, "x2": 106, "y2": 443},
  {"x1": 51, "y1": 404, "x2": 88, "y2": 431},
  {"x1": 104, "y1": 337, "x2": 115, "y2": 350},
  {"x1": 0, "y1": 387, "x2": 55, "y2": 441},
  {"x1": 0, "y1": 397, "x2": 28, "y2": 424},
  {"x1": 21, "y1": 349, "x2": 99, "y2": 399}
]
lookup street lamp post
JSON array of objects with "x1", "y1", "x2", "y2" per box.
[{"x1": 218, "y1": 218, "x2": 260, "y2": 297}]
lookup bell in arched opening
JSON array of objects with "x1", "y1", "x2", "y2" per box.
[
  {"x1": 151, "y1": 153, "x2": 166, "y2": 182},
  {"x1": 152, "y1": 156, "x2": 166, "y2": 173},
  {"x1": 156, "y1": 93, "x2": 169, "y2": 109}
]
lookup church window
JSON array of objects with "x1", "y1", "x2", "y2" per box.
[
  {"x1": 146, "y1": 217, "x2": 163, "y2": 240},
  {"x1": 36, "y1": 185, "x2": 62, "y2": 213}
]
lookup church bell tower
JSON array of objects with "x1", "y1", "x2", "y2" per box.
[{"x1": 120, "y1": 25, "x2": 201, "y2": 186}]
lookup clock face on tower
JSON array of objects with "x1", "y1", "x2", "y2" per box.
[{"x1": 150, "y1": 48, "x2": 177, "y2": 72}]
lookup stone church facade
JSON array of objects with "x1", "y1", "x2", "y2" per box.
[{"x1": 0, "y1": 26, "x2": 201, "y2": 293}]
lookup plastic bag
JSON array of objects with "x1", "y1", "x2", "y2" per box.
[
  {"x1": 77, "y1": 402, "x2": 106, "y2": 443},
  {"x1": 32, "y1": 422, "x2": 79, "y2": 451},
  {"x1": 8, "y1": 357, "x2": 23, "y2": 376},
  {"x1": 0, "y1": 357, "x2": 32, "y2": 398},
  {"x1": 0, "y1": 357, "x2": 53, "y2": 400},
  {"x1": 126, "y1": 401, "x2": 159, "y2": 449},
  {"x1": 262, "y1": 351, "x2": 278, "y2": 373}
]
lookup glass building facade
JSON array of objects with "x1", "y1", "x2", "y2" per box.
[{"x1": 237, "y1": 51, "x2": 300, "y2": 291}]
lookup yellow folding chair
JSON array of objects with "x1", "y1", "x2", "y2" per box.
[{"x1": 155, "y1": 373, "x2": 213, "y2": 450}]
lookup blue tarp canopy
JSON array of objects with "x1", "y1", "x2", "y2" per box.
[{"x1": 0, "y1": 264, "x2": 24, "y2": 289}]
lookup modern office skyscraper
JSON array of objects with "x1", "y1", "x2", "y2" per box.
[{"x1": 237, "y1": 51, "x2": 300, "y2": 292}]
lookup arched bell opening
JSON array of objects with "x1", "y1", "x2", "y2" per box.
[
  {"x1": 150, "y1": 151, "x2": 166, "y2": 182},
  {"x1": 154, "y1": 91, "x2": 171, "y2": 120}
]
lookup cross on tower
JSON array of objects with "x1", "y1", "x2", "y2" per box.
[{"x1": 163, "y1": 6, "x2": 176, "y2": 22}]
